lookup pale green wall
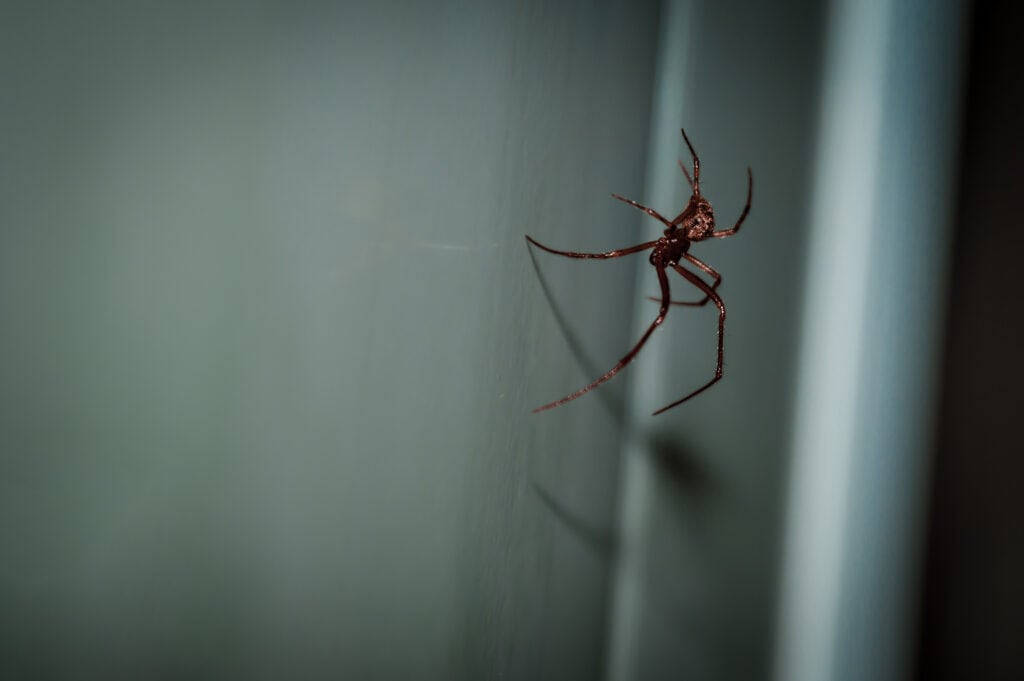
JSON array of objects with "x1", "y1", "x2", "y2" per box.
[
  {"x1": 606, "y1": 1, "x2": 826, "y2": 679},
  {"x1": 0, "y1": 1, "x2": 967, "y2": 680},
  {"x1": 0, "y1": 2, "x2": 659, "y2": 678}
]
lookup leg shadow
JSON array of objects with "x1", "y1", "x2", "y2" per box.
[
  {"x1": 525, "y1": 243, "x2": 628, "y2": 424},
  {"x1": 531, "y1": 478, "x2": 618, "y2": 560}
]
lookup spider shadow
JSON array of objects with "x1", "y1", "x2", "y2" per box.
[
  {"x1": 527, "y1": 240, "x2": 720, "y2": 562},
  {"x1": 527, "y1": 432, "x2": 718, "y2": 566},
  {"x1": 644, "y1": 432, "x2": 745, "y2": 640},
  {"x1": 526, "y1": 242, "x2": 629, "y2": 423},
  {"x1": 645, "y1": 430, "x2": 715, "y2": 500}
]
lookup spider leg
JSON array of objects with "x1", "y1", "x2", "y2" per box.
[
  {"x1": 712, "y1": 168, "x2": 753, "y2": 238},
  {"x1": 645, "y1": 253, "x2": 721, "y2": 306},
  {"x1": 648, "y1": 296, "x2": 706, "y2": 307},
  {"x1": 680, "y1": 128, "x2": 701, "y2": 193},
  {"x1": 533, "y1": 265, "x2": 671, "y2": 413},
  {"x1": 651, "y1": 263, "x2": 726, "y2": 415},
  {"x1": 677, "y1": 159, "x2": 695, "y2": 192},
  {"x1": 611, "y1": 194, "x2": 674, "y2": 229},
  {"x1": 525, "y1": 235, "x2": 658, "y2": 259}
]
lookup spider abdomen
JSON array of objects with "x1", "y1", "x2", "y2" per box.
[{"x1": 651, "y1": 238, "x2": 691, "y2": 267}]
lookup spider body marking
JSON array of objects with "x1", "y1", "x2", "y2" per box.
[{"x1": 526, "y1": 128, "x2": 752, "y2": 415}]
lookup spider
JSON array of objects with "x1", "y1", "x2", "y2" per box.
[{"x1": 526, "y1": 128, "x2": 752, "y2": 416}]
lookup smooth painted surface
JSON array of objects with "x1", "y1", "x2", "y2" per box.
[
  {"x1": 606, "y1": 1, "x2": 827, "y2": 679},
  {"x1": 0, "y1": 2, "x2": 659, "y2": 678},
  {"x1": 1, "y1": 2, "x2": 970, "y2": 680},
  {"x1": 774, "y1": 1, "x2": 968, "y2": 680}
]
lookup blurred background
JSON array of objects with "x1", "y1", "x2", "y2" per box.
[{"x1": 1, "y1": 1, "x2": 1019, "y2": 679}]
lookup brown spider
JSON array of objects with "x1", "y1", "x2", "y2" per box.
[{"x1": 526, "y1": 128, "x2": 752, "y2": 415}]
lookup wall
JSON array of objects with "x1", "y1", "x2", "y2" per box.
[
  {"x1": 0, "y1": 2, "x2": 659, "y2": 678},
  {"x1": 606, "y1": 1, "x2": 826, "y2": 679},
  {"x1": 1, "y1": 2, "x2": 972, "y2": 680}
]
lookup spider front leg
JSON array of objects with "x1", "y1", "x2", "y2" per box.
[
  {"x1": 712, "y1": 168, "x2": 753, "y2": 238},
  {"x1": 677, "y1": 159, "x2": 695, "y2": 192},
  {"x1": 680, "y1": 128, "x2": 701, "y2": 193},
  {"x1": 611, "y1": 194, "x2": 674, "y2": 229},
  {"x1": 651, "y1": 263, "x2": 726, "y2": 416},
  {"x1": 533, "y1": 265, "x2": 672, "y2": 413},
  {"x1": 525, "y1": 235, "x2": 659, "y2": 260}
]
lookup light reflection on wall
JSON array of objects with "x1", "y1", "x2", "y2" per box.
[{"x1": 774, "y1": 1, "x2": 968, "y2": 681}]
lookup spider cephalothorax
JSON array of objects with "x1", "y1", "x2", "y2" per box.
[
  {"x1": 680, "y1": 197, "x2": 716, "y2": 241},
  {"x1": 525, "y1": 128, "x2": 752, "y2": 415}
]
